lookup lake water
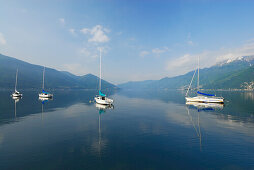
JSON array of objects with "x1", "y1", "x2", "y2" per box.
[{"x1": 0, "y1": 90, "x2": 254, "y2": 169}]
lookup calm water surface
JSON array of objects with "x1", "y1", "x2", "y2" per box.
[{"x1": 0, "y1": 90, "x2": 253, "y2": 169}]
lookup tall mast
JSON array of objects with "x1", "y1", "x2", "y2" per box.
[
  {"x1": 197, "y1": 56, "x2": 200, "y2": 91},
  {"x1": 42, "y1": 66, "x2": 45, "y2": 90},
  {"x1": 15, "y1": 68, "x2": 18, "y2": 91},
  {"x1": 99, "y1": 48, "x2": 102, "y2": 91}
]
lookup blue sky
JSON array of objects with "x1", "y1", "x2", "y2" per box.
[{"x1": 1, "y1": 0, "x2": 254, "y2": 84}]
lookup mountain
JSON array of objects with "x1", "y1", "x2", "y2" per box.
[
  {"x1": 0, "y1": 54, "x2": 117, "y2": 90},
  {"x1": 205, "y1": 65, "x2": 254, "y2": 89},
  {"x1": 119, "y1": 55, "x2": 254, "y2": 90}
]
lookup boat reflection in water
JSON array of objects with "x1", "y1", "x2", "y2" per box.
[
  {"x1": 186, "y1": 102, "x2": 223, "y2": 151},
  {"x1": 39, "y1": 97, "x2": 53, "y2": 120},
  {"x1": 186, "y1": 102, "x2": 224, "y2": 111},
  {"x1": 12, "y1": 96, "x2": 22, "y2": 118},
  {"x1": 95, "y1": 103, "x2": 114, "y2": 156}
]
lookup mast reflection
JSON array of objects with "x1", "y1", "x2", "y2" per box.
[
  {"x1": 12, "y1": 96, "x2": 21, "y2": 119},
  {"x1": 186, "y1": 102, "x2": 223, "y2": 151},
  {"x1": 39, "y1": 97, "x2": 53, "y2": 120},
  {"x1": 95, "y1": 103, "x2": 114, "y2": 156}
]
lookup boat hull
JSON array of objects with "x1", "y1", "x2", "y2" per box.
[
  {"x1": 12, "y1": 93, "x2": 22, "y2": 97},
  {"x1": 94, "y1": 96, "x2": 113, "y2": 105},
  {"x1": 185, "y1": 96, "x2": 224, "y2": 103},
  {"x1": 39, "y1": 93, "x2": 53, "y2": 98}
]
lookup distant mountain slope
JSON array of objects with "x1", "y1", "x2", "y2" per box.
[
  {"x1": 205, "y1": 65, "x2": 254, "y2": 89},
  {"x1": 0, "y1": 54, "x2": 117, "y2": 90},
  {"x1": 119, "y1": 55, "x2": 254, "y2": 90}
]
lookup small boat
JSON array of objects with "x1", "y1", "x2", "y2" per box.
[
  {"x1": 185, "y1": 95, "x2": 224, "y2": 103},
  {"x1": 94, "y1": 49, "x2": 113, "y2": 105},
  {"x1": 94, "y1": 92, "x2": 113, "y2": 105},
  {"x1": 11, "y1": 68, "x2": 22, "y2": 98},
  {"x1": 38, "y1": 67, "x2": 53, "y2": 98},
  {"x1": 185, "y1": 57, "x2": 224, "y2": 103}
]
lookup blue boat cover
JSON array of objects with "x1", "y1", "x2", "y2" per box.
[
  {"x1": 198, "y1": 108, "x2": 214, "y2": 112},
  {"x1": 42, "y1": 89, "x2": 48, "y2": 94},
  {"x1": 42, "y1": 100, "x2": 48, "y2": 104},
  {"x1": 197, "y1": 91, "x2": 215, "y2": 96},
  {"x1": 99, "y1": 90, "x2": 106, "y2": 97}
]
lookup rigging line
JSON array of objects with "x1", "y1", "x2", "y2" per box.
[
  {"x1": 198, "y1": 112, "x2": 202, "y2": 151},
  {"x1": 198, "y1": 56, "x2": 200, "y2": 91},
  {"x1": 15, "y1": 68, "x2": 18, "y2": 91},
  {"x1": 186, "y1": 107, "x2": 200, "y2": 137},
  {"x1": 186, "y1": 68, "x2": 197, "y2": 97}
]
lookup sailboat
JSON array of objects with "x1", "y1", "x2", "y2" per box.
[
  {"x1": 38, "y1": 67, "x2": 53, "y2": 98},
  {"x1": 185, "y1": 57, "x2": 224, "y2": 103},
  {"x1": 11, "y1": 68, "x2": 22, "y2": 97},
  {"x1": 94, "y1": 49, "x2": 113, "y2": 105}
]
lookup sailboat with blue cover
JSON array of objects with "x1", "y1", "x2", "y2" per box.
[
  {"x1": 185, "y1": 57, "x2": 224, "y2": 103},
  {"x1": 94, "y1": 49, "x2": 113, "y2": 105},
  {"x1": 39, "y1": 67, "x2": 53, "y2": 98}
]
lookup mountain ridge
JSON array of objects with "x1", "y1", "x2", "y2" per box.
[
  {"x1": 0, "y1": 53, "x2": 117, "y2": 90},
  {"x1": 119, "y1": 55, "x2": 254, "y2": 90}
]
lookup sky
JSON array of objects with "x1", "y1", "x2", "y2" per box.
[{"x1": 0, "y1": 0, "x2": 254, "y2": 84}]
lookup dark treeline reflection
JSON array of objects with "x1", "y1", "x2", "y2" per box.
[{"x1": 0, "y1": 90, "x2": 116, "y2": 125}]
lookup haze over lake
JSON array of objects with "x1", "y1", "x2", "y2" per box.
[{"x1": 0, "y1": 90, "x2": 253, "y2": 169}]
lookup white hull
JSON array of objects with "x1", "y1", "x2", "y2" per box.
[
  {"x1": 12, "y1": 96, "x2": 21, "y2": 101},
  {"x1": 185, "y1": 96, "x2": 224, "y2": 103},
  {"x1": 12, "y1": 93, "x2": 22, "y2": 97},
  {"x1": 39, "y1": 93, "x2": 53, "y2": 98},
  {"x1": 95, "y1": 96, "x2": 113, "y2": 105}
]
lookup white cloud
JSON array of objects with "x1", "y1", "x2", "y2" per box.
[
  {"x1": 78, "y1": 45, "x2": 110, "y2": 60},
  {"x1": 59, "y1": 18, "x2": 65, "y2": 25},
  {"x1": 165, "y1": 39, "x2": 254, "y2": 77},
  {"x1": 79, "y1": 48, "x2": 91, "y2": 57},
  {"x1": 0, "y1": 32, "x2": 6, "y2": 45},
  {"x1": 151, "y1": 47, "x2": 170, "y2": 57},
  {"x1": 80, "y1": 25, "x2": 110, "y2": 43},
  {"x1": 139, "y1": 51, "x2": 149, "y2": 57},
  {"x1": 166, "y1": 54, "x2": 192, "y2": 71},
  {"x1": 140, "y1": 47, "x2": 170, "y2": 58},
  {"x1": 69, "y1": 28, "x2": 76, "y2": 35},
  {"x1": 152, "y1": 48, "x2": 165, "y2": 54},
  {"x1": 214, "y1": 41, "x2": 254, "y2": 63}
]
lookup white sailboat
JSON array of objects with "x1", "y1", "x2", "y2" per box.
[
  {"x1": 11, "y1": 68, "x2": 22, "y2": 98},
  {"x1": 185, "y1": 57, "x2": 224, "y2": 103},
  {"x1": 94, "y1": 49, "x2": 113, "y2": 105},
  {"x1": 38, "y1": 67, "x2": 53, "y2": 98}
]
